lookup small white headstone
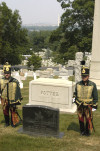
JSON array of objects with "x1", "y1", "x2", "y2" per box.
[
  {"x1": 24, "y1": 72, "x2": 28, "y2": 78},
  {"x1": 33, "y1": 72, "x2": 37, "y2": 80}
]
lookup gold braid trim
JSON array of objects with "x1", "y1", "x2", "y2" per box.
[
  {"x1": 93, "y1": 102, "x2": 98, "y2": 106},
  {"x1": 76, "y1": 84, "x2": 94, "y2": 105},
  {"x1": 78, "y1": 98, "x2": 93, "y2": 103},
  {"x1": 0, "y1": 79, "x2": 17, "y2": 101},
  {"x1": 77, "y1": 85, "x2": 93, "y2": 100},
  {"x1": 10, "y1": 99, "x2": 21, "y2": 105},
  {"x1": 9, "y1": 82, "x2": 17, "y2": 100},
  {"x1": 76, "y1": 99, "x2": 93, "y2": 106}
]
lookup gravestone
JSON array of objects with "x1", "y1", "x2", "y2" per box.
[
  {"x1": 68, "y1": 70, "x2": 73, "y2": 76},
  {"x1": 28, "y1": 78, "x2": 76, "y2": 113},
  {"x1": 13, "y1": 75, "x2": 23, "y2": 89},
  {"x1": 59, "y1": 70, "x2": 68, "y2": 80},
  {"x1": 53, "y1": 70, "x2": 60, "y2": 76},
  {"x1": 27, "y1": 71, "x2": 34, "y2": 77},
  {"x1": 33, "y1": 72, "x2": 37, "y2": 80},
  {"x1": 0, "y1": 70, "x2": 3, "y2": 79},
  {"x1": 39, "y1": 70, "x2": 51, "y2": 78},
  {"x1": 21, "y1": 105, "x2": 63, "y2": 138},
  {"x1": 68, "y1": 60, "x2": 75, "y2": 67},
  {"x1": 75, "y1": 52, "x2": 83, "y2": 83},
  {"x1": 90, "y1": 0, "x2": 100, "y2": 89},
  {"x1": 12, "y1": 71, "x2": 19, "y2": 76},
  {"x1": 46, "y1": 68, "x2": 53, "y2": 74}
]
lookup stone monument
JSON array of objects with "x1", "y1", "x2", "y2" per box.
[
  {"x1": 75, "y1": 52, "x2": 83, "y2": 83},
  {"x1": 90, "y1": 0, "x2": 100, "y2": 89},
  {"x1": 22, "y1": 105, "x2": 61, "y2": 137},
  {"x1": 28, "y1": 78, "x2": 76, "y2": 113}
]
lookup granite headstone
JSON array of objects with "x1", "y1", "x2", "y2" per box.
[{"x1": 21, "y1": 105, "x2": 63, "y2": 138}]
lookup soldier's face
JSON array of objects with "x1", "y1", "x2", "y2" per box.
[
  {"x1": 82, "y1": 75, "x2": 89, "y2": 82},
  {"x1": 4, "y1": 73, "x2": 11, "y2": 79}
]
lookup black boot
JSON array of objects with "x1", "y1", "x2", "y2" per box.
[
  {"x1": 4, "y1": 115, "x2": 9, "y2": 127},
  {"x1": 85, "y1": 122, "x2": 90, "y2": 136},
  {"x1": 79, "y1": 121, "x2": 85, "y2": 135}
]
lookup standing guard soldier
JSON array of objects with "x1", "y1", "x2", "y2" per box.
[
  {"x1": 74, "y1": 66, "x2": 98, "y2": 136},
  {"x1": 0, "y1": 62, "x2": 22, "y2": 127}
]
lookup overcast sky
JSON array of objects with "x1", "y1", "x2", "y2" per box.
[{"x1": 0, "y1": 0, "x2": 64, "y2": 25}]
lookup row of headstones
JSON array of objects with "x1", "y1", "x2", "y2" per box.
[
  {"x1": 0, "y1": 52, "x2": 91, "y2": 85},
  {"x1": 9, "y1": 67, "x2": 73, "y2": 82}
]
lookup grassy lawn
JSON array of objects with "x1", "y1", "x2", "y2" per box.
[{"x1": 0, "y1": 77, "x2": 100, "y2": 151}]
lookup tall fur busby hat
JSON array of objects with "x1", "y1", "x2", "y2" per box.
[
  {"x1": 3, "y1": 62, "x2": 11, "y2": 74},
  {"x1": 81, "y1": 66, "x2": 89, "y2": 76}
]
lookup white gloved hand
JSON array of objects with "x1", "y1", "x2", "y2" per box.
[
  {"x1": 92, "y1": 108, "x2": 96, "y2": 112},
  {"x1": 72, "y1": 97, "x2": 75, "y2": 103}
]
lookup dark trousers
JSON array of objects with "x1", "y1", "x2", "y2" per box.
[
  {"x1": 1, "y1": 98, "x2": 19, "y2": 127},
  {"x1": 3, "y1": 104, "x2": 16, "y2": 126},
  {"x1": 77, "y1": 105, "x2": 93, "y2": 134}
]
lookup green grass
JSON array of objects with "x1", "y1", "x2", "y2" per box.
[{"x1": 0, "y1": 77, "x2": 100, "y2": 151}]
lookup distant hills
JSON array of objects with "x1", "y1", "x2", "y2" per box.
[{"x1": 22, "y1": 24, "x2": 58, "y2": 31}]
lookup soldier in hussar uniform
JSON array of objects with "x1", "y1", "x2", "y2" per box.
[
  {"x1": 74, "y1": 66, "x2": 98, "y2": 136},
  {"x1": 0, "y1": 62, "x2": 22, "y2": 127}
]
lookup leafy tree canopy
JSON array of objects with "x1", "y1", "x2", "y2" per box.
[
  {"x1": 27, "y1": 53, "x2": 42, "y2": 71},
  {"x1": 49, "y1": 0, "x2": 95, "y2": 64},
  {"x1": 0, "y1": 2, "x2": 30, "y2": 65},
  {"x1": 28, "y1": 31, "x2": 51, "y2": 53}
]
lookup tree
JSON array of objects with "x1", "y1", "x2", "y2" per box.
[
  {"x1": 49, "y1": 0, "x2": 94, "y2": 64},
  {"x1": 0, "y1": 5, "x2": 3, "y2": 54},
  {"x1": 29, "y1": 31, "x2": 52, "y2": 53},
  {"x1": 27, "y1": 53, "x2": 42, "y2": 71},
  {"x1": 44, "y1": 48, "x2": 52, "y2": 60},
  {"x1": 0, "y1": 2, "x2": 29, "y2": 65}
]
